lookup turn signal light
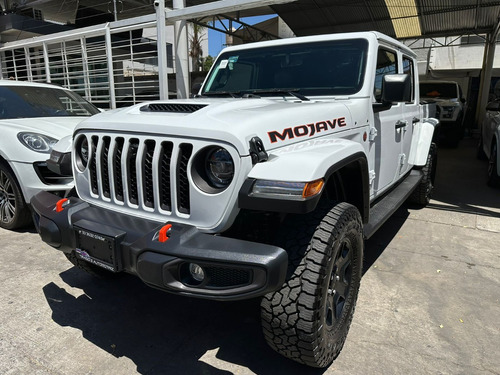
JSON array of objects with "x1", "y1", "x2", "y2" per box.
[{"x1": 303, "y1": 179, "x2": 324, "y2": 198}]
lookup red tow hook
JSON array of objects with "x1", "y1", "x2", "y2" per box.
[
  {"x1": 55, "y1": 198, "x2": 69, "y2": 213},
  {"x1": 158, "y1": 223, "x2": 172, "y2": 243}
]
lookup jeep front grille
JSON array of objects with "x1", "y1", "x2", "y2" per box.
[{"x1": 85, "y1": 134, "x2": 193, "y2": 215}]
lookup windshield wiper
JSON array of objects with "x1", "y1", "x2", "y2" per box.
[
  {"x1": 201, "y1": 91, "x2": 240, "y2": 98},
  {"x1": 248, "y1": 89, "x2": 310, "y2": 101}
]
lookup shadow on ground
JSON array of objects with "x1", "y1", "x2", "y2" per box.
[{"x1": 43, "y1": 268, "x2": 326, "y2": 375}]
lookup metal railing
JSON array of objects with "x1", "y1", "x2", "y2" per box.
[{"x1": 0, "y1": 15, "x2": 173, "y2": 109}]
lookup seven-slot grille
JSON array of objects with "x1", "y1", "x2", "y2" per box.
[{"x1": 84, "y1": 134, "x2": 193, "y2": 215}]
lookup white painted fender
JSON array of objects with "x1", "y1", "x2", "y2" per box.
[
  {"x1": 247, "y1": 137, "x2": 367, "y2": 182},
  {"x1": 408, "y1": 118, "x2": 439, "y2": 166}
]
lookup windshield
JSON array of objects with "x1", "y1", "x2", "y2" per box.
[
  {"x1": 202, "y1": 39, "x2": 368, "y2": 97},
  {"x1": 0, "y1": 85, "x2": 100, "y2": 119},
  {"x1": 420, "y1": 83, "x2": 458, "y2": 99}
]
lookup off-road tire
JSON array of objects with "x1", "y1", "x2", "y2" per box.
[
  {"x1": 261, "y1": 202, "x2": 364, "y2": 368},
  {"x1": 0, "y1": 162, "x2": 31, "y2": 230},
  {"x1": 64, "y1": 251, "x2": 119, "y2": 279},
  {"x1": 409, "y1": 142, "x2": 437, "y2": 206},
  {"x1": 487, "y1": 141, "x2": 500, "y2": 187}
]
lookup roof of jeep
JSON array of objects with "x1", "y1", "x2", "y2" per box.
[{"x1": 218, "y1": 31, "x2": 416, "y2": 58}]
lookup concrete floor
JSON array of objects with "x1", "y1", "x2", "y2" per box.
[{"x1": 1, "y1": 138, "x2": 499, "y2": 375}]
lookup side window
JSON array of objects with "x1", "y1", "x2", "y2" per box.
[
  {"x1": 402, "y1": 56, "x2": 415, "y2": 103},
  {"x1": 374, "y1": 49, "x2": 397, "y2": 102}
]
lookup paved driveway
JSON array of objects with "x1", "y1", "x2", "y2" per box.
[{"x1": 1, "y1": 138, "x2": 499, "y2": 375}]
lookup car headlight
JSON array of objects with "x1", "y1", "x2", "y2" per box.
[
  {"x1": 252, "y1": 179, "x2": 324, "y2": 200},
  {"x1": 192, "y1": 146, "x2": 235, "y2": 193},
  {"x1": 205, "y1": 148, "x2": 234, "y2": 188},
  {"x1": 17, "y1": 132, "x2": 58, "y2": 153}
]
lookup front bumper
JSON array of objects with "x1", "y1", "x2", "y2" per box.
[
  {"x1": 31, "y1": 191, "x2": 288, "y2": 301},
  {"x1": 10, "y1": 161, "x2": 73, "y2": 203}
]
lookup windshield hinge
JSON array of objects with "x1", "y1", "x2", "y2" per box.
[
  {"x1": 369, "y1": 127, "x2": 378, "y2": 142},
  {"x1": 369, "y1": 170, "x2": 376, "y2": 185},
  {"x1": 249, "y1": 137, "x2": 268, "y2": 164}
]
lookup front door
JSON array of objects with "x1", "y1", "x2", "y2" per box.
[{"x1": 371, "y1": 48, "x2": 404, "y2": 195}]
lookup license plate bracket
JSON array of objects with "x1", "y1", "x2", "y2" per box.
[{"x1": 74, "y1": 220, "x2": 125, "y2": 272}]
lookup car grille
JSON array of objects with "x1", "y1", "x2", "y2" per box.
[{"x1": 85, "y1": 134, "x2": 193, "y2": 215}]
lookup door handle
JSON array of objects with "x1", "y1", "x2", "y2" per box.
[{"x1": 395, "y1": 120, "x2": 407, "y2": 129}]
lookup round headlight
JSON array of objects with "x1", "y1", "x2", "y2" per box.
[
  {"x1": 205, "y1": 148, "x2": 234, "y2": 188},
  {"x1": 75, "y1": 136, "x2": 89, "y2": 171},
  {"x1": 80, "y1": 138, "x2": 89, "y2": 165}
]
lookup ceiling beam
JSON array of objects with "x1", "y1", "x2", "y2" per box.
[{"x1": 165, "y1": 0, "x2": 297, "y2": 22}]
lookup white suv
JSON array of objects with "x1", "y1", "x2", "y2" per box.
[
  {"x1": 0, "y1": 80, "x2": 100, "y2": 229},
  {"x1": 420, "y1": 80, "x2": 466, "y2": 146}
]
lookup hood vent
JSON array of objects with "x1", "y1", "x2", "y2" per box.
[{"x1": 140, "y1": 103, "x2": 207, "y2": 113}]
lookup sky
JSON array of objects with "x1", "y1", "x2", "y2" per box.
[{"x1": 208, "y1": 15, "x2": 275, "y2": 57}]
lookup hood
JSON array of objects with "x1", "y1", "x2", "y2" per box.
[
  {"x1": 77, "y1": 98, "x2": 358, "y2": 155},
  {"x1": 0, "y1": 116, "x2": 87, "y2": 139}
]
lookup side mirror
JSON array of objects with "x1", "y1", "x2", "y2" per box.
[
  {"x1": 373, "y1": 74, "x2": 411, "y2": 113},
  {"x1": 381, "y1": 74, "x2": 411, "y2": 103}
]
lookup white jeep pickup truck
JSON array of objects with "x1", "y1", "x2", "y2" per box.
[{"x1": 31, "y1": 31, "x2": 438, "y2": 368}]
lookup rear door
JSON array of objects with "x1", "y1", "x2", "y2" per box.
[{"x1": 400, "y1": 54, "x2": 419, "y2": 175}]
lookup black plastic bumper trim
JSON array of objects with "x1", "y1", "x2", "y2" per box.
[{"x1": 31, "y1": 191, "x2": 288, "y2": 301}]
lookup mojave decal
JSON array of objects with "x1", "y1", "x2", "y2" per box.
[{"x1": 268, "y1": 117, "x2": 347, "y2": 143}]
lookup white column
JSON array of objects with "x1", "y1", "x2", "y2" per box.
[
  {"x1": 105, "y1": 24, "x2": 117, "y2": 109},
  {"x1": 173, "y1": 0, "x2": 189, "y2": 99},
  {"x1": 156, "y1": 0, "x2": 169, "y2": 99},
  {"x1": 476, "y1": 26, "x2": 500, "y2": 128},
  {"x1": 42, "y1": 42, "x2": 51, "y2": 83}
]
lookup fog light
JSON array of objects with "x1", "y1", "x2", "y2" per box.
[{"x1": 189, "y1": 263, "x2": 205, "y2": 282}]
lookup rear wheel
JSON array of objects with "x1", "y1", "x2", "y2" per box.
[
  {"x1": 0, "y1": 163, "x2": 31, "y2": 230},
  {"x1": 487, "y1": 142, "x2": 500, "y2": 187},
  {"x1": 261, "y1": 202, "x2": 363, "y2": 368},
  {"x1": 409, "y1": 142, "x2": 437, "y2": 206}
]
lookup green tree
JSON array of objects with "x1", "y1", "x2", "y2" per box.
[
  {"x1": 189, "y1": 23, "x2": 205, "y2": 72},
  {"x1": 202, "y1": 55, "x2": 214, "y2": 72}
]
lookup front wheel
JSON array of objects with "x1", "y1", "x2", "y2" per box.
[
  {"x1": 0, "y1": 163, "x2": 31, "y2": 230},
  {"x1": 261, "y1": 202, "x2": 364, "y2": 368}
]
